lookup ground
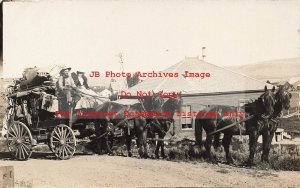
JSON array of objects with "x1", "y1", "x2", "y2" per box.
[{"x1": 0, "y1": 154, "x2": 299, "y2": 188}]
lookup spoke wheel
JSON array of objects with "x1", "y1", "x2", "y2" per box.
[
  {"x1": 6, "y1": 121, "x2": 33, "y2": 161},
  {"x1": 50, "y1": 124, "x2": 76, "y2": 160}
]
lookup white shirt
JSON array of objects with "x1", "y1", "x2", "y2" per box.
[{"x1": 78, "y1": 77, "x2": 84, "y2": 86}]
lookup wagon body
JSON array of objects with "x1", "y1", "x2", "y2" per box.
[{"x1": 3, "y1": 67, "x2": 107, "y2": 160}]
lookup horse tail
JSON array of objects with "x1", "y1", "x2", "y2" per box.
[{"x1": 195, "y1": 117, "x2": 203, "y2": 147}]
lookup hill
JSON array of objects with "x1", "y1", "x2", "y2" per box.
[{"x1": 227, "y1": 57, "x2": 300, "y2": 81}]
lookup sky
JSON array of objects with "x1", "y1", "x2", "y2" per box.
[{"x1": 2, "y1": 0, "x2": 300, "y2": 77}]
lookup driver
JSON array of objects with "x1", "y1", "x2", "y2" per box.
[{"x1": 57, "y1": 67, "x2": 77, "y2": 112}]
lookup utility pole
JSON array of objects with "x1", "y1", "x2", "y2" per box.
[
  {"x1": 298, "y1": 28, "x2": 300, "y2": 57},
  {"x1": 116, "y1": 52, "x2": 128, "y2": 99},
  {"x1": 117, "y1": 52, "x2": 124, "y2": 72},
  {"x1": 202, "y1": 47, "x2": 206, "y2": 60}
]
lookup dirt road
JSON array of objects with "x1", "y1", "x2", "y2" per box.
[{"x1": 0, "y1": 153, "x2": 299, "y2": 188}]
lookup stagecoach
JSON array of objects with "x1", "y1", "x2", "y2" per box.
[
  {"x1": 2, "y1": 66, "x2": 111, "y2": 160},
  {"x1": 5, "y1": 65, "x2": 286, "y2": 165}
]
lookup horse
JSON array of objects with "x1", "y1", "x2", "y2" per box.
[
  {"x1": 259, "y1": 84, "x2": 292, "y2": 163},
  {"x1": 195, "y1": 105, "x2": 239, "y2": 162},
  {"x1": 147, "y1": 94, "x2": 182, "y2": 158},
  {"x1": 94, "y1": 93, "x2": 164, "y2": 158},
  {"x1": 195, "y1": 86, "x2": 276, "y2": 165},
  {"x1": 94, "y1": 101, "x2": 147, "y2": 157}
]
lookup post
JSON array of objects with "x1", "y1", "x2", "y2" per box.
[
  {"x1": 298, "y1": 91, "x2": 300, "y2": 118},
  {"x1": 0, "y1": 166, "x2": 14, "y2": 188},
  {"x1": 69, "y1": 104, "x2": 73, "y2": 128}
]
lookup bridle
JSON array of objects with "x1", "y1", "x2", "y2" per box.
[
  {"x1": 149, "y1": 96, "x2": 180, "y2": 135},
  {"x1": 275, "y1": 89, "x2": 291, "y2": 109},
  {"x1": 260, "y1": 90, "x2": 276, "y2": 119},
  {"x1": 151, "y1": 95, "x2": 164, "y2": 111}
]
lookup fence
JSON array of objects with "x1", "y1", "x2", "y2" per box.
[
  {"x1": 282, "y1": 107, "x2": 300, "y2": 119},
  {"x1": 281, "y1": 91, "x2": 300, "y2": 118}
]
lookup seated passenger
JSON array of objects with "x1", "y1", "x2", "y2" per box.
[
  {"x1": 71, "y1": 71, "x2": 98, "y2": 97},
  {"x1": 71, "y1": 71, "x2": 89, "y2": 89}
]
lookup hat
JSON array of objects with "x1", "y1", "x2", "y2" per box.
[
  {"x1": 60, "y1": 67, "x2": 71, "y2": 75},
  {"x1": 77, "y1": 71, "x2": 85, "y2": 74}
]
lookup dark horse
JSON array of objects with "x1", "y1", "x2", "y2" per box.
[
  {"x1": 94, "y1": 94, "x2": 164, "y2": 158},
  {"x1": 195, "y1": 86, "x2": 277, "y2": 165},
  {"x1": 147, "y1": 94, "x2": 182, "y2": 158},
  {"x1": 258, "y1": 84, "x2": 292, "y2": 163}
]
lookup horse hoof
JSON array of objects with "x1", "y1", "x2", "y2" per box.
[
  {"x1": 161, "y1": 155, "x2": 167, "y2": 159},
  {"x1": 261, "y1": 156, "x2": 269, "y2": 163},
  {"x1": 226, "y1": 157, "x2": 234, "y2": 165},
  {"x1": 128, "y1": 152, "x2": 133, "y2": 157},
  {"x1": 207, "y1": 158, "x2": 217, "y2": 164},
  {"x1": 155, "y1": 155, "x2": 159, "y2": 159},
  {"x1": 206, "y1": 154, "x2": 217, "y2": 164},
  {"x1": 244, "y1": 160, "x2": 254, "y2": 167},
  {"x1": 227, "y1": 159, "x2": 234, "y2": 165},
  {"x1": 143, "y1": 154, "x2": 149, "y2": 159}
]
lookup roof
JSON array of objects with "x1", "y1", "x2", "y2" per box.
[
  {"x1": 88, "y1": 76, "x2": 111, "y2": 88},
  {"x1": 125, "y1": 57, "x2": 274, "y2": 96},
  {"x1": 110, "y1": 79, "x2": 128, "y2": 92},
  {"x1": 99, "y1": 88, "x2": 112, "y2": 96},
  {"x1": 100, "y1": 88, "x2": 112, "y2": 93}
]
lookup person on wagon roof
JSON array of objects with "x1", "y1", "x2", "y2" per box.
[
  {"x1": 57, "y1": 67, "x2": 76, "y2": 91},
  {"x1": 71, "y1": 71, "x2": 89, "y2": 89}
]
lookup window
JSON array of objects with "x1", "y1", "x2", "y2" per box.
[{"x1": 181, "y1": 105, "x2": 192, "y2": 130}]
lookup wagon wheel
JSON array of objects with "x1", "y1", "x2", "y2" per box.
[
  {"x1": 6, "y1": 121, "x2": 33, "y2": 161},
  {"x1": 50, "y1": 124, "x2": 76, "y2": 160}
]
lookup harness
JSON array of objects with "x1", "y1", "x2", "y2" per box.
[
  {"x1": 142, "y1": 97, "x2": 169, "y2": 135},
  {"x1": 151, "y1": 117, "x2": 168, "y2": 135}
]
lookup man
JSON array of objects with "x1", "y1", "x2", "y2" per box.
[
  {"x1": 57, "y1": 67, "x2": 76, "y2": 91},
  {"x1": 56, "y1": 67, "x2": 77, "y2": 112}
]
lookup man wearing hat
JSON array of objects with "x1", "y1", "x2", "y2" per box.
[
  {"x1": 56, "y1": 67, "x2": 77, "y2": 112},
  {"x1": 57, "y1": 67, "x2": 76, "y2": 91}
]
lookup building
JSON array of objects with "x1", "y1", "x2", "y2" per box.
[
  {"x1": 123, "y1": 57, "x2": 274, "y2": 136},
  {"x1": 288, "y1": 77, "x2": 300, "y2": 91},
  {"x1": 99, "y1": 88, "x2": 112, "y2": 98}
]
